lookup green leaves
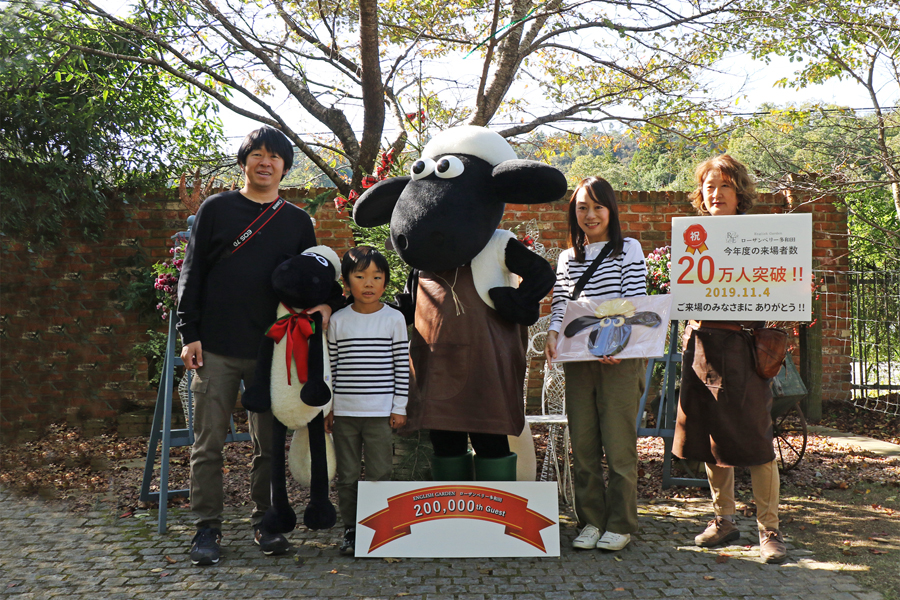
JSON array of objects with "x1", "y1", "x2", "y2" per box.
[{"x1": 1, "y1": 1, "x2": 225, "y2": 245}]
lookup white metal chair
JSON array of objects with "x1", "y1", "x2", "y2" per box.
[{"x1": 524, "y1": 314, "x2": 575, "y2": 505}]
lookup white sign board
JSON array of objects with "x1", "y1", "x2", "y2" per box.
[
  {"x1": 355, "y1": 481, "x2": 560, "y2": 557},
  {"x1": 671, "y1": 214, "x2": 813, "y2": 321}
]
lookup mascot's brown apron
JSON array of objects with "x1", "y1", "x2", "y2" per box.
[
  {"x1": 673, "y1": 322, "x2": 775, "y2": 467},
  {"x1": 405, "y1": 265, "x2": 526, "y2": 436}
]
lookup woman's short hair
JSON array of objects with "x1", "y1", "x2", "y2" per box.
[
  {"x1": 567, "y1": 177, "x2": 624, "y2": 263},
  {"x1": 689, "y1": 154, "x2": 757, "y2": 215},
  {"x1": 237, "y1": 126, "x2": 294, "y2": 178},
  {"x1": 341, "y1": 245, "x2": 390, "y2": 283}
]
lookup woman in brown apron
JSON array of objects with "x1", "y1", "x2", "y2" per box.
[{"x1": 673, "y1": 155, "x2": 786, "y2": 564}]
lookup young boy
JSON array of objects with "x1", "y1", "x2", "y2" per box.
[{"x1": 325, "y1": 246, "x2": 409, "y2": 555}]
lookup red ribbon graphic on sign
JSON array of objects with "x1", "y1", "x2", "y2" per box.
[
  {"x1": 358, "y1": 485, "x2": 555, "y2": 553},
  {"x1": 683, "y1": 223, "x2": 709, "y2": 254}
]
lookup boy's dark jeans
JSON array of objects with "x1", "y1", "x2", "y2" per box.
[{"x1": 332, "y1": 416, "x2": 393, "y2": 527}]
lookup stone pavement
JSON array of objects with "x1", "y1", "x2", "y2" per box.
[
  {"x1": 0, "y1": 487, "x2": 885, "y2": 600},
  {"x1": 807, "y1": 426, "x2": 900, "y2": 457}
]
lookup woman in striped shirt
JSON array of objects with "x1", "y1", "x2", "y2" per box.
[{"x1": 544, "y1": 177, "x2": 647, "y2": 552}]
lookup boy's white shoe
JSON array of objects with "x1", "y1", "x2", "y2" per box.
[
  {"x1": 596, "y1": 531, "x2": 631, "y2": 551},
  {"x1": 572, "y1": 524, "x2": 601, "y2": 549}
]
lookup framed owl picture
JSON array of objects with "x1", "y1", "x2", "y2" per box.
[{"x1": 553, "y1": 295, "x2": 673, "y2": 363}]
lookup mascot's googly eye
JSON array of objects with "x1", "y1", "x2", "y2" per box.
[
  {"x1": 600, "y1": 317, "x2": 612, "y2": 327},
  {"x1": 301, "y1": 253, "x2": 329, "y2": 267},
  {"x1": 410, "y1": 158, "x2": 435, "y2": 180},
  {"x1": 612, "y1": 316, "x2": 625, "y2": 327},
  {"x1": 434, "y1": 156, "x2": 464, "y2": 179}
]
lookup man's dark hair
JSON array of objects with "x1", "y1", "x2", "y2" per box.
[
  {"x1": 237, "y1": 126, "x2": 294, "y2": 179},
  {"x1": 341, "y1": 245, "x2": 391, "y2": 284}
]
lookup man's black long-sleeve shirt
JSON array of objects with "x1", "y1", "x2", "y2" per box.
[{"x1": 176, "y1": 190, "x2": 341, "y2": 360}]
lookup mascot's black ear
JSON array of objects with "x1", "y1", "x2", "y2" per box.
[
  {"x1": 353, "y1": 176, "x2": 411, "y2": 227},
  {"x1": 492, "y1": 160, "x2": 568, "y2": 205}
]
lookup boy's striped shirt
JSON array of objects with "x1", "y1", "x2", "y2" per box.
[{"x1": 327, "y1": 304, "x2": 409, "y2": 417}]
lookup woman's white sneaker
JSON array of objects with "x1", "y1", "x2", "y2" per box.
[
  {"x1": 572, "y1": 524, "x2": 602, "y2": 549},
  {"x1": 596, "y1": 531, "x2": 631, "y2": 551}
]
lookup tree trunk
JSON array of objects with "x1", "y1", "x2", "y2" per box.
[{"x1": 356, "y1": 0, "x2": 385, "y2": 189}]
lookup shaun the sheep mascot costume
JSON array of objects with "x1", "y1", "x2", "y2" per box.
[
  {"x1": 353, "y1": 126, "x2": 567, "y2": 481},
  {"x1": 242, "y1": 246, "x2": 342, "y2": 535}
]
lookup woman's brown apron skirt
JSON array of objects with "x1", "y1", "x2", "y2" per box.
[{"x1": 673, "y1": 324, "x2": 775, "y2": 467}]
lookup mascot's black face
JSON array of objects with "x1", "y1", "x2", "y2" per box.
[
  {"x1": 271, "y1": 252, "x2": 335, "y2": 309},
  {"x1": 353, "y1": 125, "x2": 568, "y2": 274},
  {"x1": 390, "y1": 154, "x2": 503, "y2": 272}
]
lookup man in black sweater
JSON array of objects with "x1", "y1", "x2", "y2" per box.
[{"x1": 177, "y1": 127, "x2": 342, "y2": 566}]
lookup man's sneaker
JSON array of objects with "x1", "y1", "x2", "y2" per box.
[
  {"x1": 190, "y1": 527, "x2": 222, "y2": 566},
  {"x1": 339, "y1": 527, "x2": 356, "y2": 556},
  {"x1": 759, "y1": 528, "x2": 787, "y2": 564},
  {"x1": 254, "y1": 525, "x2": 291, "y2": 556},
  {"x1": 596, "y1": 531, "x2": 631, "y2": 551},
  {"x1": 694, "y1": 516, "x2": 741, "y2": 547},
  {"x1": 572, "y1": 524, "x2": 601, "y2": 549}
]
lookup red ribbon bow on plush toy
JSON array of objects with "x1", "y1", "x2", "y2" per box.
[{"x1": 265, "y1": 304, "x2": 315, "y2": 385}]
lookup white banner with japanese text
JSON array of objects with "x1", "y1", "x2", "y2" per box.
[{"x1": 671, "y1": 213, "x2": 812, "y2": 321}]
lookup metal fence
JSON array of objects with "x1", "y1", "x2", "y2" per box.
[{"x1": 817, "y1": 268, "x2": 900, "y2": 416}]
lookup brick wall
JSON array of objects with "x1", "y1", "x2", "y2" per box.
[{"x1": 0, "y1": 188, "x2": 849, "y2": 440}]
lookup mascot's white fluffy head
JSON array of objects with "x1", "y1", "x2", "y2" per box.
[
  {"x1": 301, "y1": 245, "x2": 341, "y2": 282},
  {"x1": 422, "y1": 125, "x2": 517, "y2": 166}
]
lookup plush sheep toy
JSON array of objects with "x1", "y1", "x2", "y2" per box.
[
  {"x1": 352, "y1": 126, "x2": 567, "y2": 482},
  {"x1": 242, "y1": 246, "x2": 341, "y2": 534}
]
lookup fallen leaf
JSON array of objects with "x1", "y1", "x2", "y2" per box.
[
  {"x1": 614, "y1": 588, "x2": 625, "y2": 591},
  {"x1": 160, "y1": 572, "x2": 169, "y2": 577},
  {"x1": 614, "y1": 556, "x2": 622, "y2": 562},
  {"x1": 703, "y1": 576, "x2": 715, "y2": 580},
  {"x1": 716, "y1": 554, "x2": 730, "y2": 564},
  {"x1": 164, "y1": 555, "x2": 177, "y2": 564},
  {"x1": 384, "y1": 558, "x2": 403, "y2": 564},
  {"x1": 329, "y1": 569, "x2": 338, "y2": 574},
  {"x1": 868, "y1": 549, "x2": 888, "y2": 555},
  {"x1": 119, "y1": 508, "x2": 134, "y2": 519},
  {"x1": 799, "y1": 525, "x2": 806, "y2": 530},
  {"x1": 842, "y1": 548, "x2": 858, "y2": 556},
  {"x1": 477, "y1": 568, "x2": 493, "y2": 574},
  {"x1": 150, "y1": 568, "x2": 163, "y2": 573},
  {"x1": 869, "y1": 537, "x2": 891, "y2": 543}
]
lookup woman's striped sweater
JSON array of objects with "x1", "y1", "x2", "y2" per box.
[{"x1": 549, "y1": 238, "x2": 648, "y2": 333}]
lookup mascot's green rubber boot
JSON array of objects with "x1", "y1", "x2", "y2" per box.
[
  {"x1": 430, "y1": 451, "x2": 475, "y2": 481},
  {"x1": 474, "y1": 453, "x2": 518, "y2": 482}
]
